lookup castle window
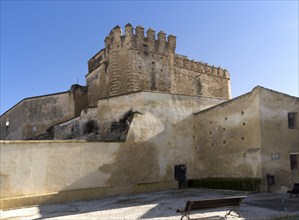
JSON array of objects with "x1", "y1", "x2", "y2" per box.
[
  {"x1": 288, "y1": 112, "x2": 297, "y2": 129},
  {"x1": 290, "y1": 154, "x2": 299, "y2": 171},
  {"x1": 5, "y1": 118, "x2": 9, "y2": 127},
  {"x1": 5, "y1": 118, "x2": 9, "y2": 134}
]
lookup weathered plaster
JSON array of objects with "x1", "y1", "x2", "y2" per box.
[
  {"x1": 0, "y1": 141, "x2": 119, "y2": 198},
  {"x1": 193, "y1": 88, "x2": 263, "y2": 180},
  {"x1": 257, "y1": 87, "x2": 299, "y2": 192},
  {"x1": 193, "y1": 86, "x2": 299, "y2": 192}
]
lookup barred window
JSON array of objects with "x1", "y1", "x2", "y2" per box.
[{"x1": 288, "y1": 112, "x2": 297, "y2": 129}]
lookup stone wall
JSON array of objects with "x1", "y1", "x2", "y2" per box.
[
  {"x1": 1, "y1": 88, "x2": 298, "y2": 209},
  {"x1": 0, "y1": 92, "x2": 74, "y2": 140},
  {"x1": 0, "y1": 92, "x2": 225, "y2": 209},
  {"x1": 50, "y1": 92, "x2": 225, "y2": 141},
  {"x1": 96, "y1": 92, "x2": 225, "y2": 142},
  {"x1": 0, "y1": 141, "x2": 119, "y2": 199},
  {"x1": 0, "y1": 140, "x2": 179, "y2": 209},
  {"x1": 71, "y1": 84, "x2": 89, "y2": 117},
  {"x1": 257, "y1": 87, "x2": 299, "y2": 192},
  {"x1": 22, "y1": 92, "x2": 75, "y2": 139},
  {"x1": 0, "y1": 85, "x2": 88, "y2": 140},
  {"x1": 193, "y1": 88, "x2": 262, "y2": 180},
  {"x1": 0, "y1": 102, "x2": 24, "y2": 140},
  {"x1": 51, "y1": 107, "x2": 98, "y2": 140},
  {"x1": 173, "y1": 56, "x2": 231, "y2": 99},
  {"x1": 193, "y1": 86, "x2": 299, "y2": 192}
]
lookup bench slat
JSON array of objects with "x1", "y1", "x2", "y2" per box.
[{"x1": 188, "y1": 199, "x2": 243, "y2": 210}]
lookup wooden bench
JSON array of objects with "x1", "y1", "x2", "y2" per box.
[
  {"x1": 176, "y1": 196, "x2": 247, "y2": 220},
  {"x1": 287, "y1": 183, "x2": 299, "y2": 198}
]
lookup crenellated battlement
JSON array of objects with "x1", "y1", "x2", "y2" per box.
[
  {"x1": 104, "y1": 24, "x2": 176, "y2": 53},
  {"x1": 88, "y1": 24, "x2": 176, "y2": 73},
  {"x1": 174, "y1": 55, "x2": 230, "y2": 79},
  {"x1": 88, "y1": 24, "x2": 229, "y2": 79}
]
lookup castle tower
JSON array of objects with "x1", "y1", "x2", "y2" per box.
[{"x1": 85, "y1": 24, "x2": 231, "y2": 106}]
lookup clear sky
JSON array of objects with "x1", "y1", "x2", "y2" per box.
[{"x1": 1, "y1": 1, "x2": 298, "y2": 114}]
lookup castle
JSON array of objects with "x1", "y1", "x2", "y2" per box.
[
  {"x1": 0, "y1": 24, "x2": 298, "y2": 209},
  {"x1": 1, "y1": 24, "x2": 231, "y2": 141}
]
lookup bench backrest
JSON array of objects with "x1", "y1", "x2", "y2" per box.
[
  {"x1": 185, "y1": 196, "x2": 247, "y2": 211},
  {"x1": 292, "y1": 183, "x2": 299, "y2": 192}
]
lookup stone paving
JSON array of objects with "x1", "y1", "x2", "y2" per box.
[{"x1": 1, "y1": 189, "x2": 299, "y2": 220}]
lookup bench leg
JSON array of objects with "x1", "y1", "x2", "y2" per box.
[
  {"x1": 289, "y1": 193, "x2": 299, "y2": 198},
  {"x1": 225, "y1": 209, "x2": 242, "y2": 218},
  {"x1": 180, "y1": 212, "x2": 190, "y2": 220},
  {"x1": 290, "y1": 194, "x2": 294, "y2": 198}
]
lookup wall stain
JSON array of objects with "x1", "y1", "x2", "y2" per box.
[
  {"x1": 243, "y1": 148, "x2": 261, "y2": 158},
  {"x1": 98, "y1": 141, "x2": 160, "y2": 186}
]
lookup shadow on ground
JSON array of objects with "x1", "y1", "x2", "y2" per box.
[
  {"x1": 35, "y1": 189, "x2": 243, "y2": 219},
  {"x1": 2, "y1": 189, "x2": 299, "y2": 220}
]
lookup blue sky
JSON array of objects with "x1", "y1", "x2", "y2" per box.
[{"x1": 1, "y1": 1, "x2": 298, "y2": 114}]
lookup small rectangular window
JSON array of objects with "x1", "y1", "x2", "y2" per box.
[
  {"x1": 290, "y1": 154, "x2": 299, "y2": 171},
  {"x1": 288, "y1": 112, "x2": 297, "y2": 129},
  {"x1": 5, "y1": 118, "x2": 9, "y2": 127}
]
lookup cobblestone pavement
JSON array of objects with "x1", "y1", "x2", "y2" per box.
[{"x1": 1, "y1": 189, "x2": 299, "y2": 220}]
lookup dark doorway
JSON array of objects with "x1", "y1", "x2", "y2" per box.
[{"x1": 174, "y1": 164, "x2": 187, "y2": 188}]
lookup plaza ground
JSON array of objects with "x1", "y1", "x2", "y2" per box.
[{"x1": 1, "y1": 188, "x2": 299, "y2": 220}]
